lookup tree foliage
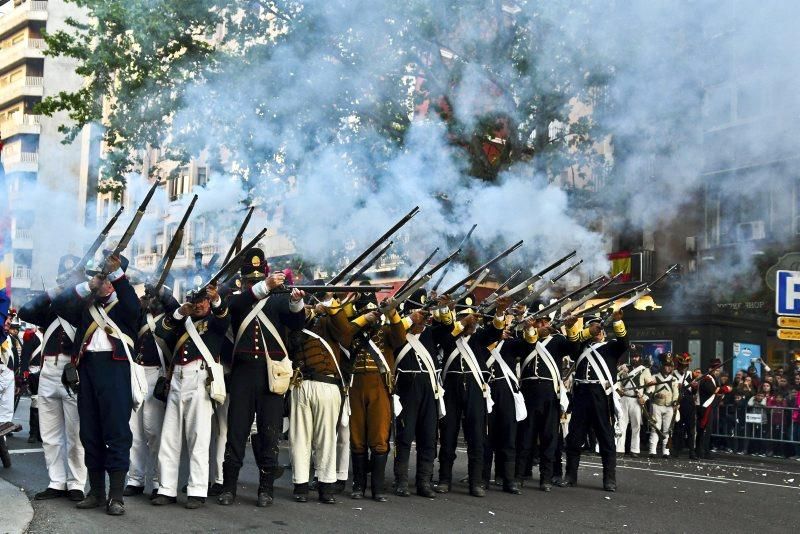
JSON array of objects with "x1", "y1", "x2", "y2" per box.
[{"x1": 38, "y1": 0, "x2": 610, "y2": 195}]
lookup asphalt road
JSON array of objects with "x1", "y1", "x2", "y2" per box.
[{"x1": 3, "y1": 396, "x2": 800, "y2": 533}]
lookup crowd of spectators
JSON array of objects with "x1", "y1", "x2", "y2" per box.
[{"x1": 711, "y1": 358, "x2": 800, "y2": 459}]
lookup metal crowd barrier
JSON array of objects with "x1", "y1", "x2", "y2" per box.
[{"x1": 710, "y1": 404, "x2": 800, "y2": 449}]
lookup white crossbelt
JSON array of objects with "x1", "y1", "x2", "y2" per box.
[
  {"x1": 301, "y1": 328, "x2": 350, "y2": 427},
  {"x1": 396, "y1": 332, "x2": 446, "y2": 418}
]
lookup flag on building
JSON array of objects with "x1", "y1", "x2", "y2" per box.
[{"x1": 608, "y1": 251, "x2": 633, "y2": 283}]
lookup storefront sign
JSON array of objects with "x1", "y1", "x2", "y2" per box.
[{"x1": 777, "y1": 328, "x2": 800, "y2": 341}]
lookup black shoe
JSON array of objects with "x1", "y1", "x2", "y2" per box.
[
  {"x1": 629, "y1": 453, "x2": 639, "y2": 459},
  {"x1": 35, "y1": 488, "x2": 67, "y2": 500},
  {"x1": 27, "y1": 435, "x2": 36, "y2": 444},
  {"x1": 185, "y1": 496, "x2": 206, "y2": 509},
  {"x1": 76, "y1": 493, "x2": 104, "y2": 509},
  {"x1": 68, "y1": 490, "x2": 85, "y2": 502},
  {"x1": 648, "y1": 453, "x2": 657, "y2": 459},
  {"x1": 123, "y1": 485, "x2": 144, "y2": 497},
  {"x1": 434, "y1": 481, "x2": 450, "y2": 494},
  {"x1": 317, "y1": 482, "x2": 336, "y2": 505},
  {"x1": 208, "y1": 483, "x2": 224, "y2": 497},
  {"x1": 540, "y1": 483, "x2": 552, "y2": 493},
  {"x1": 257, "y1": 492, "x2": 273, "y2": 507},
  {"x1": 503, "y1": 481, "x2": 522, "y2": 495},
  {"x1": 394, "y1": 483, "x2": 410, "y2": 497},
  {"x1": 417, "y1": 484, "x2": 436, "y2": 498},
  {"x1": 149, "y1": 489, "x2": 158, "y2": 500},
  {"x1": 370, "y1": 452, "x2": 389, "y2": 502},
  {"x1": 559, "y1": 478, "x2": 576, "y2": 488},
  {"x1": 604, "y1": 481, "x2": 617, "y2": 492},
  {"x1": 151, "y1": 494, "x2": 177, "y2": 506},
  {"x1": 550, "y1": 476, "x2": 562, "y2": 486},
  {"x1": 469, "y1": 485, "x2": 486, "y2": 497},
  {"x1": 217, "y1": 491, "x2": 235, "y2": 505},
  {"x1": 106, "y1": 499, "x2": 125, "y2": 516}
]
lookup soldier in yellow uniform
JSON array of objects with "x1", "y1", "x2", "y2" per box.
[{"x1": 347, "y1": 296, "x2": 405, "y2": 502}]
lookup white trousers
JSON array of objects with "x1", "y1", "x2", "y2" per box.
[
  {"x1": 0, "y1": 364, "x2": 13, "y2": 423},
  {"x1": 38, "y1": 357, "x2": 87, "y2": 491},
  {"x1": 616, "y1": 396, "x2": 642, "y2": 453},
  {"x1": 128, "y1": 366, "x2": 165, "y2": 488},
  {"x1": 210, "y1": 393, "x2": 229, "y2": 485},
  {"x1": 157, "y1": 360, "x2": 212, "y2": 498},
  {"x1": 289, "y1": 380, "x2": 341, "y2": 484},
  {"x1": 649, "y1": 404, "x2": 675, "y2": 455}
]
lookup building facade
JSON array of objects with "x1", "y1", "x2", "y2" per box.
[{"x1": 0, "y1": 0, "x2": 92, "y2": 304}]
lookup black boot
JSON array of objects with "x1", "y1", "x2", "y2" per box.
[
  {"x1": 217, "y1": 462, "x2": 239, "y2": 506},
  {"x1": 393, "y1": 457, "x2": 410, "y2": 497},
  {"x1": 0, "y1": 436, "x2": 10, "y2": 468},
  {"x1": 602, "y1": 455, "x2": 617, "y2": 492},
  {"x1": 77, "y1": 470, "x2": 106, "y2": 509},
  {"x1": 562, "y1": 453, "x2": 579, "y2": 487},
  {"x1": 28, "y1": 408, "x2": 41, "y2": 443},
  {"x1": 502, "y1": 462, "x2": 521, "y2": 495},
  {"x1": 435, "y1": 462, "x2": 452, "y2": 494},
  {"x1": 257, "y1": 468, "x2": 274, "y2": 507},
  {"x1": 350, "y1": 453, "x2": 367, "y2": 499},
  {"x1": 106, "y1": 471, "x2": 126, "y2": 515},
  {"x1": 333, "y1": 480, "x2": 346, "y2": 495},
  {"x1": 415, "y1": 461, "x2": 436, "y2": 498},
  {"x1": 371, "y1": 453, "x2": 388, "y2": 502},
  {"x1": 318, "y1": 482, "x2": 336, "y2": 504},
  {"x1": 468, "y1": 460, "x2": 485, "y2": 497},
  {"x1": 293, "y1": 482, "x2": 309, "y2": 503}
]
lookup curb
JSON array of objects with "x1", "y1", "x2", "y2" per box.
[{"x1": 0, "y1": 475, "x2": 33, "y2": 534}]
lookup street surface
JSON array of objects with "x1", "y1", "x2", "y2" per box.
[{"x1": 2, "y1": 397, "x2": 799, "y2": 533}]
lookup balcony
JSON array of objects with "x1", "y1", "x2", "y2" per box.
[
  {"x1": 0, "y1": 2, "x2": 48, "y2": 39},
  {"x1": 0, "y1": 75, "x2": 43, "y2": 105},
  {"x1": 135, "y1": 252, "x2": 159, "y2": 270},
  {"x1": 11, "y1": 264, "x2": 32, "y2": 290},
  {"x1": 0, "y1": 113, "x2": 40, "y2": 137},
  {"x1": 1, "y1": 149, "x2": 38, "y2": 172},
  {"x1": 0, "y1": 37, "x2": 45, "y2": 69},
  {"x1": 11, "y1": 226, "x2": 33, "y2": 249}
]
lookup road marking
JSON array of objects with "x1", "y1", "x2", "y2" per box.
[
  {"x1": 583, "y1": 461, "x2": 800, "y2": 490},
  {"x1": 653, "y1": 473, "x2": 728, "y2": 484},
  {"x1": 617, "y1": 457, "x2": 800, "y2": 476},
  {"x1": 8, "y1": 448, "x2": 44, "y2": 455}
]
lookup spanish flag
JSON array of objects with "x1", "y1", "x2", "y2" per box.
[{"x1": 608, "y1": 251, "x2": 632, "y2": 283}]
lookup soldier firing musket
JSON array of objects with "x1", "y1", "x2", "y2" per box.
[{"x1": 56, "y1": 205, "x2": 124, "y2": 285}]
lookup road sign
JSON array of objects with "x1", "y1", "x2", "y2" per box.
[
  {"x1": 778, "y1": 316, "x2": 800, "y2": 328},
  {"x1": 775, "y1": 270, "x2": 800, "y2": 316},
  {"x1": 777, "y1": 328, "x2": 800, "y2": 341}
]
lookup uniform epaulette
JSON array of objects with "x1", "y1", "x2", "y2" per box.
[
  {"x1": 401, "y1": 316, "x2": 413, "y2": 330},
  {"x1": 523, "y1": 327, "x2": 538, "y2": 344},
  {"x1": 492, "y1": 314, "x2": 506, "y2": 330},
  {"x1": 613, "y1": 320, "x2": 626, "y2": 338},
  {"x1": 451, "y1": 321, "x2": 464, "y2": 337}
]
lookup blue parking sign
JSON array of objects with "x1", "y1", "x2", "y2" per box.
[{"x1": 776, "y1": 270, "x2": 800, "y2": 316}]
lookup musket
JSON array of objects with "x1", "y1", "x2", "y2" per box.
[
  {"x1": 515, "y1": 275, "x2": 606, "y2": 327},
  {"x1": 271, "y1": 284, "x2": 394, "y2": 294},
  {"x1": 606, "y1": 264, "x2": 680, "y2": 317},
  {"x1": 514, "y1": 259, "x2": 584, "y2": 309},
  {"x1": 560, "y1": 271, "x2": 624, "y2": 316},
  {"x1": 439, "y1": 240, "x2": 523, "y2": 297},
  {"x1": 99, "y1": 180, "x2": 161, "y2": 276},
  {"x1": 199, "y1": 228, "x2": 268, "y2": 292},
  {"x1": 452, "y1": 268, "x2": 491, "y2": 303},
  {"x1": 414, "y1": 247, "x2": 461, "y2": 289},
  {"x1": 328, "y1": 206, "x2": 419, "y2": 285},
  {"x1": 59, "y1": 206, "x2": 124, "y2": 283},
  {"x1": 430, "y1": 223, "x2": 477, "y2": 292},
  {"x1": 394, "y1": 247, "x2": 439, "y2": 296},
  {"x1": 489, "y1": 251, "x2": 578, "y2": 308},
  {"x1": 393, "y1": 274, "x2": 432, "y2": 306},
  {"x1": 345, "y1": 241, "x2": 393, "y2": 285},
  {"x1": 479, "y1": 269, "x2": 523, "y2": 308},
  {"x1": 568, "y1": 283, "x2": 648, "y2": 321},
  {"x1": 221, "y1": 206, "x2": 255, "y2": 267},
  {"x1": 146, "y1": 194, "x2": 198, "y2": 297}
]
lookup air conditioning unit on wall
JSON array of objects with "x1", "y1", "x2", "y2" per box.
[{"x1": 736, "y1": 221, "x2": 765, "y2": 241}]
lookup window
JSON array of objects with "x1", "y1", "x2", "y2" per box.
[{"x1": 196, "y1": 167, "x2": 208, "y2": 187}]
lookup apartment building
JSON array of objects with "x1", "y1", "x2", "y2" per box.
[{"x1": 0, "y1": 0, "x2": 91, "y2": 304}]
